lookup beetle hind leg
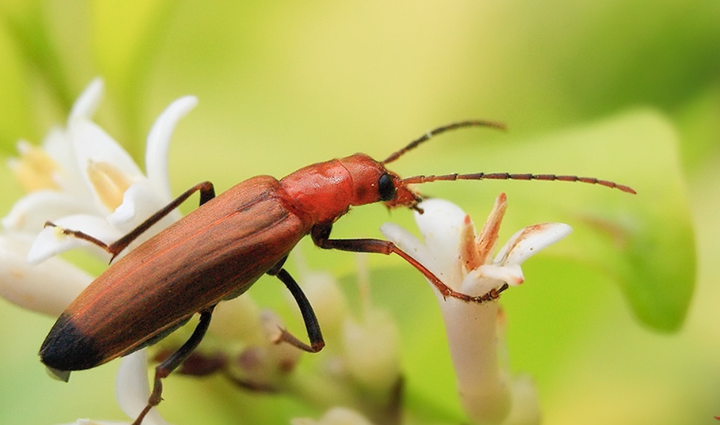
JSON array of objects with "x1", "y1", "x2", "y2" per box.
[
  {"x1": 131, "y1": 307, "x2": 214, "y2": 425},
  {"x1": 267, "y1": 263, "x2": 325, "y2": 353}
]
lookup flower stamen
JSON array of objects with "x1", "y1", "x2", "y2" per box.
[
  {"x1": 9, "y1": 141, "x2": 61, "y2": 192},
  {"x1": 86, "y1": 160, "x2": 133, "y2": 211}
]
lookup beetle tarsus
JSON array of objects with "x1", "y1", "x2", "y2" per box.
[
  {"x1": 472, "y1": 283, "x2": 510, "y2": 303},
  {"x1": 274, "y1": 327, "x2": 325, "y2": 353}
]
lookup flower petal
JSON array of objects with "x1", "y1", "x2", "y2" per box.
[
  {"x1": 379, "y1": 221, "x2": 436, "y2": 268},
  {"x1": 475, "y1": 263, "x2": 525, "y2": 288},
  {"x1": 411, "y1": 199, "x2": 467, "y2": 283},
  {"x1": 145, "y1": 96, "x2": 198, "y2": 202},
  {"x1": 382, "y1": 199, "x2": 469, "y2": 286},
  {"x1": 108, "y1": 179, "x2": 179, "y2": 235},
  {"x1": 27, "y1": 215, "x2": 122, "y2": 264},
  {"x1": 0, "y1": 234, "x2": 92, "y2": 316},
  {"x1": 115, "y1": 350, "x2": 169, "y2": 425},
  {"x1": 413, "y1": 199, "x2": 465, "y2": 255},
  {"x1": 69, "y1": 77, "x2": 104, "y2": 122},
  {"x1": 494, "y1": 223, "x2": 572, "y2": 266},
  {"x1": 70, "y1": 119, "x2": 143, "y2": 212},
  {"x1": 41, "y1": 126, "x2": 89, "y2": 193},
  {"x1": 11, "y1": 140, "x2": 61, "y2": 191},
  {"x1": 1, "y1": 190, "x2": 95, "y2": 233}
]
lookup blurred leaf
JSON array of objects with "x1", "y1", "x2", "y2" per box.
[
  {"x1": 553, "y1": 2, "x2": 720, "y2": 112},
  {"x1": 506, "y1": 110, "x2": 696, "y2": 331},
  {"x1": 674, "y1": 82, "x2": 720, "y2": 172},
  {"x1": 0, "y1": 0, "x2": 73, "y2": 110},
  {"x1": 0, "y1": 23, "x2": 31, "y2": 152},
  {"x1": 0, "y1": 1, "x2": 67, "y2": 151},
  {"x1": 91, "y1": 0, "x2": 179, "y2": 155}
]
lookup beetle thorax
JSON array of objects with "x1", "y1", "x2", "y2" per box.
[
  {"x1": 279, "y1": 159, "x2": 357, "y2": 224},
  {"x1": 279, "y1": 154, "x2": 420, "y2": 224}
]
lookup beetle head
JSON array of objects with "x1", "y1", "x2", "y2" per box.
[{"x1": 338, "y1": 154, "x2": 423, "y2": 211}]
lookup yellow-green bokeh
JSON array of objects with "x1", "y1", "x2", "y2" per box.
[{"x1": 0, "y1": 1, "x2": 718, "y2": 424}]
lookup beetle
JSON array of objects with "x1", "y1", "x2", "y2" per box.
[{"x1": 38, "y1": 120, "x2": 635, "y2": 425}]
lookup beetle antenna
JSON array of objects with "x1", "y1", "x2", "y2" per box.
[
  {"x1": 382, "y1": 120, "x2": 506, "y2": 164},
  {"x1": 403, "y1": 172, "x2": 637, "y2": 194}
]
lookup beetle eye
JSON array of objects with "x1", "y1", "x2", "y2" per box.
[{"x1": 378, "y1": 173, "x2": 396, "y2": 201}]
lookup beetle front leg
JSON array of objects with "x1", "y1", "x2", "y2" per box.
[
  {"x1": 46, "y1": 181, "x2": 215, "y2": 262},
  {"x1": 267, "y1": 261, "x2": 325, "y2": 353},
  {"x1": 311, "y1": 223, "x2": 508, "y2": 304},
  {"x1": 132, "y1": 307, "x2": 215, "y2": 425}
]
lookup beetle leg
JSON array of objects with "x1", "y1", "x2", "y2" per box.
[
  {"x1": 267, "y1": 263, "x2": 325, "y2": 353},
  {"x1": 45, "y1": 181, "x2": 215, "y2": 262},
  {"x1": 132, "y1": 307, "x2": 214, "y2": 425},
  {"x1": 311, "y1": 223, "x2": 509, "y2": 304}
]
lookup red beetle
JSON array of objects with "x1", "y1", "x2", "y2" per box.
[{"x1": 39, "y1": 121, "x2": 634, "y2": 424}]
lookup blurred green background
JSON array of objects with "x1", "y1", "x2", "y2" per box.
[{"x1": 0, "y1": 1, "x2": 718, "y2": 424}]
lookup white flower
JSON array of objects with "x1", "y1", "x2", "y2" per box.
[
  {"x1": 112, "y1": 350, "x2": 170, "y2": 425},
  {"x1": 0, "y1": 78, "x2": 195, "y2": 424},
  {"x1": 0, "y1": 78, "x2": 197, "y2": 316},
  {"x1": 380, "y1": 195, "x2": 571, "y2": 425}
]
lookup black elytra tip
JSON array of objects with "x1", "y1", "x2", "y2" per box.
[{"x1": 39, "y1": 312, "x2": 105, "y2": 372}]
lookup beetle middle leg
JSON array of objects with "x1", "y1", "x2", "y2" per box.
[
  {"x1": 46, "y1": 181, "x2": 215, "y2": 262},
  {"x1": 267, "y1": 259, "x2": 325, "y2": 353},
  {"x1": 311, "y1": 223, "x2": 508, "y2": 303},
  {"x1": 132, "y1": 307, "x2": 215, "y2": 425}
]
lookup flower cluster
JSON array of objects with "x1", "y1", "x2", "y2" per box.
[{"x1": 0, "y1": 78, "x2": 197, "y2": 425}]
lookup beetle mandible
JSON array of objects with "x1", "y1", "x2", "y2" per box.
[{"x1": 38, "y1": 120, "x2": 635, "y2": 425}]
